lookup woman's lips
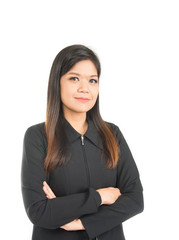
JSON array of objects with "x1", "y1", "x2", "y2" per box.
[{"x1": 75, "y1": 97, "x2": 90, "y2": 103}]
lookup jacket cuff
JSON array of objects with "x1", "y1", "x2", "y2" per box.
[
  {"x1": 80, "y1": 215, "x2": 98, "y2": 240},
  {"x1": 90, "y1": 188, "x2": 102, "y2": 207}
]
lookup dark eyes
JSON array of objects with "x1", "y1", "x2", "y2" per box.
[
  {"x1": 69, "y1": 77, "x2": 98, "y2": 83},
  {"x1": 90, "y1": 79, "x2": 98, "y2": 83},
  {"x1": 70, "y1": 77, "x2": 79, "y2": 81}
]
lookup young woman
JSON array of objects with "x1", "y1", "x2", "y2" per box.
[{"x1": 21, "y1": 44, "x2": 144, "y2": 240}]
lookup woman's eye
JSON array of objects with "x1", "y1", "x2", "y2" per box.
[
  {"x1": 70, "y1": 77, "x2": 79, "y2": 81},
  {"x1": 90, "y1": 79, "x2": 98, "y2": 83}
]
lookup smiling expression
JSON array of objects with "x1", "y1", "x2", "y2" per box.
[{"x1": 60, "y1": 59, "x2": 99, "y2": 115}]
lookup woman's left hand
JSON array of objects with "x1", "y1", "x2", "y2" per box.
[
  {"x1": 42, "y1": 181, "x2": 85, "y2": 231},
  {"x1": 60, "y1": 219, "x2": 85, "y2": 231}
]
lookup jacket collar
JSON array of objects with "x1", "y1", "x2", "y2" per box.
[{"x1": 63, "y1": 116, "x2": 103, "y2": 150}]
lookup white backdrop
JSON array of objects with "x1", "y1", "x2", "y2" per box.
[{"x1": 0, "y1": 0, "x2": 178, "y2": 239}]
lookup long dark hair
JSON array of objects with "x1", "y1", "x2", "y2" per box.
[{"x1": 44, "y1": 44, "x2": 120, "y2": 174}]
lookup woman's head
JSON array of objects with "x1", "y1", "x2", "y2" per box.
[
  {"x1": 60, "y1": 59, "x2": 99, "y2": 117},
  {"x1": 47, "y1": 44, "x2": 101, "y2": 119}
]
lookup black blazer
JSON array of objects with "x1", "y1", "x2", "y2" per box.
[{"x1": 21, "y1": 117, "x2": 144, "y2": 240}]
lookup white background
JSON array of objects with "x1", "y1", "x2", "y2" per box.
[{"x1": 0, "y1": 0, "x2": 179, "y2": 239}]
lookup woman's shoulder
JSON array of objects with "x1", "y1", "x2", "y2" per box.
[
  {"x1": 25, "y1": 122, "x2": 45, "y2": 133},
  {"x1": 104, "y1": 120, "x2": 123, "y2": 140},
  {"x1": 24, "y1": 122, "x2": 46, "y2": 142},
  {"x1": 105, "y1": 120, "x2": 118, "y2": 130}
]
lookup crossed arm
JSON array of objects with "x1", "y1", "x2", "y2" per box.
[
  {"x1": 42, "y1": 181, "x2": 121, "y2": 231},
  {"x1": 43, "y1": 181, "x2": 85, "y2": 231}
]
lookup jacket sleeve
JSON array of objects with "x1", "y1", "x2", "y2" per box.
[
  {"x1": 21, "y1": 125, "x2": 101, "y2": 229},
  {"x1": 80, "y1": 125, "x2": 144, "y2": 239}
]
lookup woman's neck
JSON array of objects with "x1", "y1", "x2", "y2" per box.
[{"x1": 64, "y1": 112, "x2": 88, "y2": 135}]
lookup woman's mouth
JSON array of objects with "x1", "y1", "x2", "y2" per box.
[{"x1": 75, "y1": 97, "x2": 90, "y2": 103}]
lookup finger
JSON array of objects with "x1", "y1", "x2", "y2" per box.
[
  {"x1": 118, "y1": 188, "x2": 121, "y2": 194},
  {"x1": 45, "y1": 183, "x2": 56, "y2": 198},
  {"x1": 117, "y1": 188, "x2": 122, "y2": 197},
  {"x1": 43, "y1": 182, "x2": 56, "y2": 198},
  {"x1": 43, "y1": 185, "x2": 54, "y2": 199},
  {"x1": 43, "y1": 186, "x2": 52, "y2": 199},
  {"x1": 60, "y1": 223, "x2": 68, "y2": 230}
]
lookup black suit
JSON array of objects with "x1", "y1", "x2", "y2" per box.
[{"x1": 21, "y1": 117, "x2": 143, "y2": 239}]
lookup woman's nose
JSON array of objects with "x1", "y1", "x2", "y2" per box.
[{"x1": 78, "y1": 80, "x2": 89, "y2": 93}]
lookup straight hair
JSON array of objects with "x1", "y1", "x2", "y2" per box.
[{"x1": 44, "y1": 44, "x2": 120, "y2": 174}]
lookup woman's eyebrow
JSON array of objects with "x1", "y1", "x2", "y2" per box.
[
  {"x1": 68, "y1": 72, "x2": 80, "y2": 76},
  {"x1": 90, "y1": 75, "x2": 98, "y2": 78},
  {"x1": 68, "y1": 72, "x2": 98, "y2": 78}
]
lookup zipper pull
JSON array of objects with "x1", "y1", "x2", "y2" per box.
[{"x1": 81, "y1": 135, "x2": 84, "y2": 145}]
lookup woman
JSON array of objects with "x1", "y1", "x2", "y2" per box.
[{"x1": 21, "y1": 44, "x2": 144, "y2": 240}]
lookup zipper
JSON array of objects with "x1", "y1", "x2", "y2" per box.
[
  {"x1": 81, "y1": 135, "x2": 90, "y2": 187},
  {"x1": 81, "y1": 135, "x2": 84, "y2": 145},
  {"x1": 81, "y1": 136, "x2": 99, "y2": 240}
]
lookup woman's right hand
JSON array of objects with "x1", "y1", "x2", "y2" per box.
[{"x1": 96, "y1": 187, "x2": 121, "y2": 205}]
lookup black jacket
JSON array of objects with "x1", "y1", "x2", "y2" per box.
[{"x1": 21, "y1": 117, "x2": 144, "y2": 240}]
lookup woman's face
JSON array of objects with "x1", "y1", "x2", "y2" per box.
[{"x1": 60, "y1": 59, "x2": 99, "y2": 116}]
